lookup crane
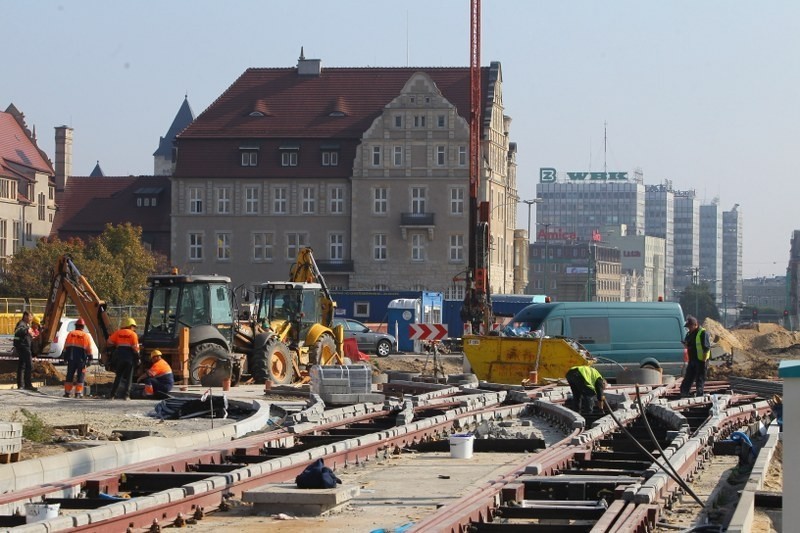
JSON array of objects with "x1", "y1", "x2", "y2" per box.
[{"x1": 460, "y1": 0, "x2": 492, "y2": 334}]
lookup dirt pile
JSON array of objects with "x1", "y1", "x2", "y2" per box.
[{"x1": 703, "y1": 319, "x2": 800, "y2": 380}]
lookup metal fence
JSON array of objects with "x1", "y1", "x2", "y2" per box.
[{"x1": 0, "y1": 298, "x2": 146, "y2": 335}]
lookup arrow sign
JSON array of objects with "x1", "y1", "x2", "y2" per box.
[{"x1": 408, "y1": 323, "x2": 448, "y2": 341}]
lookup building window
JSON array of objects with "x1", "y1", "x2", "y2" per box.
[
  {"x1": 253, "y1": 232, "x2": 274, "y2": 262},
  {"x1": 373, "y1": 234, "x2": 387, "y2": 261},
  {"x1": 411, "y1": 234, "x2": 425, "y2": 262},
  {"x1": 449, "y1": 234, "x2": 464, "y2": 262},
  {"x1": 436, "y1": 145, "x2": 446, "y2": 166},
  {"x1": 151, "y1": 197, "x2": 158, "y2": 207},
  {"x1": 458, "y1": 146, "x2": 467, "y2": 166},
  {"x1": 244, "y1": 186, "x2": 260, "y2": 215},
  {"x1": 330, "y1": 186, "x2": 344, "y2": 214},
  {"x1": 437, "y1": 115, "x2": 446, "y2": 128},
  {"x1": 38, "y1": 193, "x2": 45, "y2": 221},
  {"x1": 241, "y1": 151, "x2": 258, "y2": 166},
  {"x1": 273, "y1": 187, "x2": 288, "y2": 214},
  {"x1": 414, "y1": 115, "x2": 426, "y2": 128},
  {"x1": 281, "y1": 151, "x2": 298, "y2": 167},
  {"x1": 450, "y1": 187, "x2": 465, "y2": 215},
  {"x1": 48, "y1": 186, "x2": 54, "y2": 201},
  {"x1": 0, "y1": 220, "x2": 5, "y2": 257},
  {"x1": 216, "y1": 187, "x2": 231, "y2": 214},
  {"x1": 11, "y1": 221, "x2": 19, "y2": 253},
  {"x1": 321, "y1": 151, "x2": 339, "y2": 166},
  {"x1": 188, "y1": 232, "x2": 203, "y2": 261},
  {"x1": 0, "y1": 179, "x2": 16, "y2": 200},
  {"x1": 372, "y1": 146, "x2": 381, "y2": 166},
  {"x1": 329, "y1": 233, "x2": 344, "y2": 260},
  {"x1": 287, "y1": 232, "x2": 309, "y2": 259},
  {"x1": 393, "y1": 146, "x2": 403, "y2": 166},
  {"x1": 394, "y1": 115, "x2": 402, "y2": 128},
  {"x1": 411, "y1": 187, "x2": 426, "y2": 214},
  {"x1": 25, "y1": 223, "x2": 32, "y2": 241},
  {"x1": 301, "y1": 186, "x2": 316, "y2": 214},
  {"x1": 188, "y1": 187, "x2": 203, "y2": 214},
  {"x1": 216, "y1": 232, "x2": 231, "y2": 261},
  {"x1": 373, "y1": 187, "x2": 388, "y2": 214}
]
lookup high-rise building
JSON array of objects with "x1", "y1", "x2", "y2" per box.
[
  {"x1": 645, "y1": 182, "x2": 675, "y2": 299},
  {"x1": 673, "y1": 191, "x2": 700, "y2": 292},
  {"x1": 723, "y1": 204, "x2": 743, "y2": 317},
  {"x1": 700, "y1": 201, "x2": 723, "y2": 298}
]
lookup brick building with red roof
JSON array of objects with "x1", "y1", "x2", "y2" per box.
[
  {"x1": 0, "y1": 105, "x2": 57, "y2": 264},
  {"x1": 171, "y1": 53, "x2": 522, "y2": 296}
]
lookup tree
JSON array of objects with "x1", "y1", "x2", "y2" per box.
[
  {"x1": 678, "y1": 282, "x2": 720, "y2": 324},
  {"x1": 0, "y1": 237, "x2": 86, "y2": 298},
  {"x1": 0, "y1": 224, "x2": 158, "y2": 305},
  {"x1": 84, "y1": 223, "x2": 156, "y2": 305}
]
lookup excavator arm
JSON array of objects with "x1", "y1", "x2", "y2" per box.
[
  {"x1": 289, "y1": 247, "x2": 336, "y2": 326},
  {"x1": 39, "y1": 255, "x2": 114, "y2": 360}
]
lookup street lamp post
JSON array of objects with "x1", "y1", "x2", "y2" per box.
[
  {"x1": 522, "y1": 199, "x2": 543, "y2": 294},
  {"x1": 536, "y1": 222, "x2": 551, "y2": 297}
]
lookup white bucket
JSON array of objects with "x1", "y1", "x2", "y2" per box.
[
  {"x1": 449, "y1": 434, "x2": 475, "y2": 459},
  {"x1": 25, "y1": 502, "x2": 59, "y2": 523}
]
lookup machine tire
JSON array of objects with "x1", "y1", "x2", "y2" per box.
[
  {"x1": 189, "y1": 343, "x2": 230, "y2": 386},
  {"x1": 310, "y1": 333, "x2": 339, "y2": 366},
  {"x1": 250, "y1": 338, "x2": 294, "y2": 385},
  {"x1": 376, "y1": 339, "x2": 392, "y2": 357}
]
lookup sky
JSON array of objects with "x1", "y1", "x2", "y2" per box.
[{"x1": 4, "y1": 0, "x2": 798, "y2": 279}]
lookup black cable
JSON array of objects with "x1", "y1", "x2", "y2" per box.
[
  {"x1": 633, "y1": 385, "x2": 706, "y2": 508},
  {"x1": 601, "y1": 400, "x2": 706, "y2": 508}
]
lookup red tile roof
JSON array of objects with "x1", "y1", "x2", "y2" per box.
[
  {"x1": 0, "y1": 111, "x2": 54, "y2": 177},
  {"x1": 181, "y1": 67, "x2": 482, "y2": 139},
  {"x1": 175, "y1": 66, "x2": 490, "y2": 178},
  {"x1": 52, "y1": 176, "x2": 171, "y2": 257}
]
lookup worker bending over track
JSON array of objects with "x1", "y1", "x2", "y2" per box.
[
  {"x1": 137, "y1": 349, "x2": 174, "y2": 398},
  {"x1": 565, "y1": 365, "x2": 606, "y2": 414}
]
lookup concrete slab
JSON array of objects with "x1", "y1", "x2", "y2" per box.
[{"x1": 242, "y1": 483, "x2": 360, "y2": 516}]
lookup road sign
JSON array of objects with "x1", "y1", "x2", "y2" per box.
[{"x1": 408, "y1": 323, "x2": 448, "y2": 341}]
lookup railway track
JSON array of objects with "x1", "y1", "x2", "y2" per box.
[{"x1": 0, "y1": 379, "x2": 777, "y2": 532}]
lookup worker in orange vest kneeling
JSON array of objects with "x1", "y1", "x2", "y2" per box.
[{"x1": 138, "y1": 349, "x2": 174, "y2": 398}]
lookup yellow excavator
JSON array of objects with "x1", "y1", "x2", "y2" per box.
[{"x1": 242, "y1": 247, "x2": 345, "y2": 384}]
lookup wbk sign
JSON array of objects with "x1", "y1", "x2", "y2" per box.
[
  {"x1": 540, "y1": 167, "x2": 629, "y2": 183},
  {"x1": 408, "y1": 323, "x2": 448, "y2": 341}
]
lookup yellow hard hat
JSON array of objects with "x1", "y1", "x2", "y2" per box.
[
  {"x1": 149, "y1": 349, "x2": 162, "y2": 358},
  {"x1": 31, "y1": 316, "x2": 40, "y2": 326},
  {"x1": 122, "y1": 317, "x2": 137, "y2": 328}
]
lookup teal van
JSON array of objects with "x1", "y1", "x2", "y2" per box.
[{"x1": 504, "y1": 302, "x2": 687, "y2": 377}]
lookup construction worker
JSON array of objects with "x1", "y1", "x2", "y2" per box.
[
  {"x1": 62, "y1": 318, "x2": 94, "y2": 398},
  {"x1": 107, "y1": 317, "x2": 140, "y2": 400},
  {"x1": 14, "y1": 311, "x2": 36, "y2": 391},
  {"x1": 680, "y1": 315, "x2": 711, "y2": 398},
  {"x1": 565, "y1": 365, "x2": 606, "y2": 414},
  {"x1": 137, "y1": 350, "x2": 174, "y2": 397}
]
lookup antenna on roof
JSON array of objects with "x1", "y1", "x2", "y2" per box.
[
  {"x1": 406, "y1": 10, "x2": 409, "y2": 66},
  {"x1": 299, "y1": 46, "x2": 305, "y2": 61}
]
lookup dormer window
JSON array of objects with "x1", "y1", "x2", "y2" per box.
[
  {"x1": 240, "y1": 144, "x2": 259, "y2": 167},
  {"x1": 249, "y1": 111, "x2": 265, "y2": 117},
  {"x1": 280, "y1": 142, "x2": 300, "y2": 167},
  {"x1": 135, "y1": 187, "x2": 162, "y2": 208},
  {"x1": 329, "y1": 111, "x2": 345, "y2": 117},
  {"x1": 320, "y1": 143, "x2": 340, "y2": 167}
]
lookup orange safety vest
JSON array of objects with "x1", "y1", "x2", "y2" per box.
[
  {"x1": 147, "y1": 358, "x2": 172, "y2": 378},
  {"x1": 64, "y1": 329, "x2": 94, "y2": 358},
  {"x1": 108, "y1": 328, "x2": 140, "y2": 352}
]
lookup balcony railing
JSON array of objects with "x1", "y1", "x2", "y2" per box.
[{"x1": 400, "y1": 212, "x2": 435, "y2": 226}]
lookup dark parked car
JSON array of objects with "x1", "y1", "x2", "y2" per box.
[{"x1": 333, "y1": 318, "x2": 396, "y2": 357}]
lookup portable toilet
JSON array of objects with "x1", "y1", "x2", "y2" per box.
[{"x1": 388, "y1": 298, "x2": 421, "y2": 352}]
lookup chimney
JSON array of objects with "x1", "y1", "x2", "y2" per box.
[
  {"x1": 54, "y1": 126, "x2": 73, "y2": 192},
  {"x1": 297, "y1": 47, "x2": 322, "y2": 77}
]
